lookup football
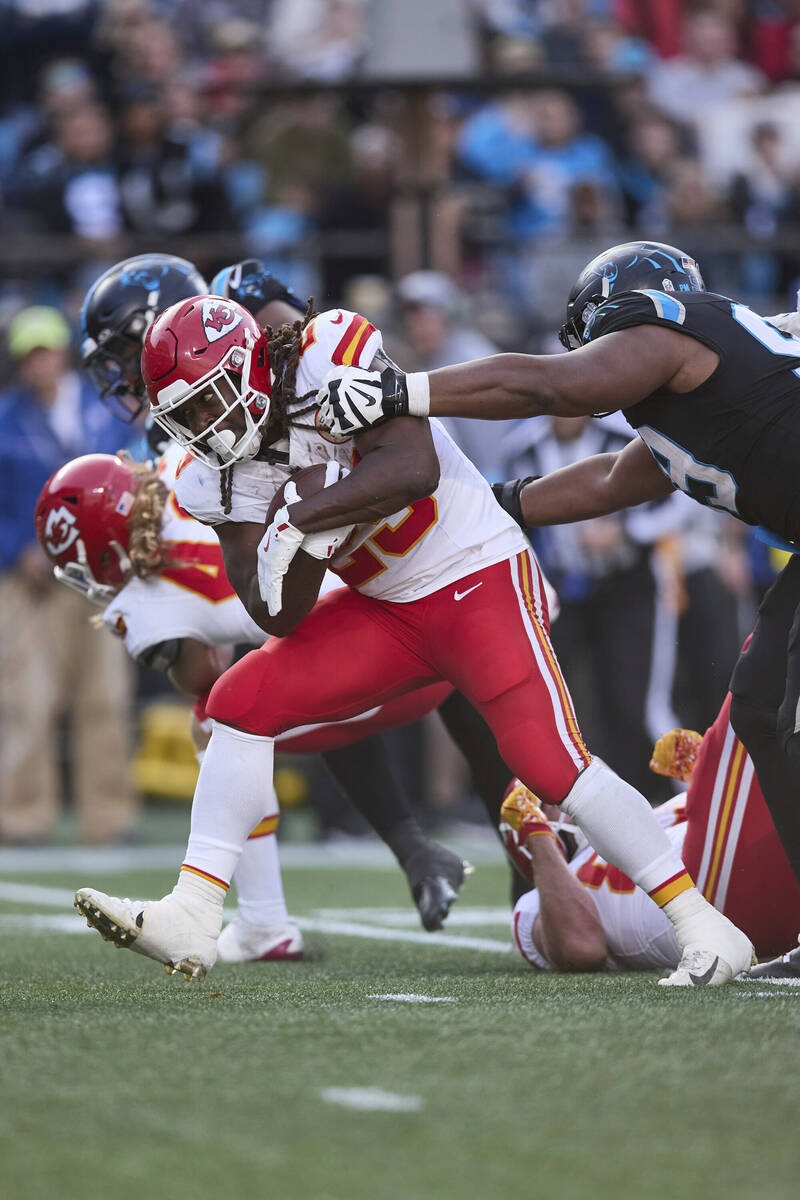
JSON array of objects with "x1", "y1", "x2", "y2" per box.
[
  {"x1": 264, "y1": 463, "x2": 341, "y2": 631},
  {"x1": 265, "y1": 462, "x2": 338, "y2": 526}
]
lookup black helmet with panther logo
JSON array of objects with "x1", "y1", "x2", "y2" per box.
[
  {"x1": 80, "y1": 253, "x2": 208, "y2": 421},
  {"x1": 558, "y1": 241, "x2": 706, "y2": 351}
]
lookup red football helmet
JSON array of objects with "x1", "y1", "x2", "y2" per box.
[
  {"x1": 141, "y1": 295, "x2": 272, "y2": 469},
  {"x1": 34, "y1": 454, "x2": 139, "y2": 603}
]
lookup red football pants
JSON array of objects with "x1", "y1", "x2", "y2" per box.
[
  {"x1": 195, "y1": 681, "x2": 452, "y2": 754},
  {"x1": 207, "y1": 551, "x2": 592, "y2": 805},
  {"x1": 683, "y1": 690, "x2": 800, "y2": 957}
]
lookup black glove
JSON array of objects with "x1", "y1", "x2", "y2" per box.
[
  {"x1": 491, "y1": 477, "x2": 538, "y2": 528},
  {"x1": 209, "y1": 259, "x2": 306, "y2": 318}
]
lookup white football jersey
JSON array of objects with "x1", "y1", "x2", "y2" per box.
[
  {"x1": 512, "y1": 799, "x2": 686, "y2": 972},
  {"x1": 175, "y1": 308, "x2": 528, "y2": 603}
]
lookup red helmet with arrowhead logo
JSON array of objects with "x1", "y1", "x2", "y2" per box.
[
  {"x1": 34, "y1": 454, "x2": 140, "y2": 602},
  {"x1": 141, "y1": 295, "x2": 272, "y2": 469}
]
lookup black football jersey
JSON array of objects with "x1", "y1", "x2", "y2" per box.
[{"x1": 582, "y1": 289, "x2": 800, "y2": 542}]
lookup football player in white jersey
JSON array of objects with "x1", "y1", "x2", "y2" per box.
[
  {"x1": 35, "y1": 446, "x2": 470, "y2": 958},
  {"x1": 73, "y1": 254, "x2": 479, "y2": 941},
  {"x1": 72, "y1": 286, "x2": 755, "y2": 988}
]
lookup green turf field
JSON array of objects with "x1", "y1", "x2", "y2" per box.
[{"x1": 1, "y1": 837, "x2": 799, "y2": 1200}]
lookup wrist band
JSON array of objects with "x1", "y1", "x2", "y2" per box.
[{"x1": 405, "y1": 372, "x2": 431, "y2": 417}]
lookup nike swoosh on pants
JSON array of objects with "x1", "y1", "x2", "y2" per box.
[{"x1": 453, "y1": 583, "x2": 483, "y2": 601}]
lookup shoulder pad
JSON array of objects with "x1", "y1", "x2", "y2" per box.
[
  {"x1": 584, "y1": 289, "x2": 687, "y2": 343},
  {"x1": 300, "y1": 310, "x2": 383, "y2": 382}
]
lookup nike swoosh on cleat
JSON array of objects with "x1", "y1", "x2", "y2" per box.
[
  {"x1": 689, "y1": 955, "x2": 719, "y2": 986},
  {"x1": 453, "y1": 583, "x2": 483, "y2": 601}
]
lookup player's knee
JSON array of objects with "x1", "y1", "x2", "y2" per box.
[{"x1": 205, "y1": 653, "x2": 280, "y2": 736}]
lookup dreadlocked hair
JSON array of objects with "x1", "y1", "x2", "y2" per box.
[
  {"x1": 216, "y1": 299, "x2": 318, "y2": 515},
  {"x1": 265, "y1": 297, "x2": 319, "y2": 432},
  {"x1": 220, "y1": 465, "x2": 234, "y2": 516},
  {"x1": 118, "y1": 452, "x2": 173, "y2": 579}
]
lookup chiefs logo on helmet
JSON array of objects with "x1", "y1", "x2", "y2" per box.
[
  {"x1": 201, "y1": 300, "x2": 243, "y2": 342},
  {"x1": 44, "y1": 505, "x2": 81, "y2": 556}
]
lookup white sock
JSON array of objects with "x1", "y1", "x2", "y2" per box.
[
  {"x1": 183, "y1": 722, "x2": 276, "y2": 888},
  {"x1": 233, "y1": 802, "x2": 290, "y2": 929},
  {"x1": 172, "y1": 867, "x2": 226, "y2": 935},
  {"x1": 559, "y1": 760, "x2": 688, "y2": 894}
]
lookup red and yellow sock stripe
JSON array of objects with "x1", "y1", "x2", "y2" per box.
[
  {"x1": 648, "y1": 867, "x2": 693, "y2": 908},
  {"x1": 180, "y1": 864, "x2": 230, "y2": 891}
]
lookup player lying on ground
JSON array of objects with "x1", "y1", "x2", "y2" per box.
[
  {"x1": 72, "y1": 281, "x2": 753, "y2": 987},
  {"x1": 505, "y1": 670, "x2": 800, "y2": 973},
  {"x1": 35, "y1": 445, "x2": 471, "y2": 954},
  {"x1": 315, "y1": 239, "x2": 800, "y2": 941}
]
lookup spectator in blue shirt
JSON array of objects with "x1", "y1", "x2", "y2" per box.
[
  {"x1": 0, "y1": 306, "x2": 138, "y2": 845},
  {"x1": 458, "y1": 89, "x2": 618, "y2": 240}
]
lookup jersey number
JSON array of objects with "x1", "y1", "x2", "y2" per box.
[
  {"x1": 639, "y1": 303, "x2": 800, "y2": 517},
  {"x1": 333, "y1": 498, "x2": 438, "y2": 589},
  {"x1": 576, "y1": 853, "x2": 636, "y2": 895},
  {"x1": 638, "y1": 425, "x2": 739, "y2": 515}
]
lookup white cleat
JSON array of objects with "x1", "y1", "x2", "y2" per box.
[
  {"x1": 217, "y1": 916, "x2": 304, "y2": 963},
  {"x1": 659, "y1": 909, "x2": 755, "y2": 988},
  {"x1": 74, "y1": 887, "x2": 221, "y2": 982}
]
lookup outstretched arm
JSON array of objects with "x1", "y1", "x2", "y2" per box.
[
  {"x1": 422, "y1": 326, "x2": 687, "y2": 419},
  {"x1": 518, "y1": 437, "x2": 674, "y2": 527},
  {"x1": 317, "y1": 326, "x2": 702, "y2": 436}
]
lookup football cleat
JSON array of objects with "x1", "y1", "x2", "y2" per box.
[
  {"x1": 217, "y1": 917, "x2": 304, "y2": 963},
  {"x1": 404, "y1": 844, "x2": 472, "y2": 932},
  {"x1": 74, "y1": 887, "x2": 221, "y2": 981},
  {"x1": 658, "y1": 909, "x2": 755, "y2": 987},
  {"x1": 748, "y1": 938, "x2": 800, "y2": 979}
]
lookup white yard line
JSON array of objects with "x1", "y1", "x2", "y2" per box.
[
  {"x1": 315, "y1": 906, "x2": 510, "y2": 927},
  {"x1": 367, "y1": 993, "x2": 456, "y2": 1003},
  {"x1": 0, "y1": 881, "x2": 76, "y2": 907},
  {"x1": 0, "y1": 914, "x2": 89, "y2": 934},
  {"x1": 0, "y1": 836, "x2": 503, "y2": 876},
  {"x1": 297, "y1": 916, "x2": 513, "y2": 954},
  {"x1": 319, "y1": 1087, "x2": 422, "y2": 1112},
  {"x1": 0, "y1": 911, "x2": 513, "y2": 953},
  {"x1": 737, "y1": 976, "x2": 800, "y2": 987},
  {"x1": 0, "y1": 884, "x2": 514, "y2": 954}
]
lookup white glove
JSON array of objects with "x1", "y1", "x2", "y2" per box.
[
  {"x1": 317, "y1": 365, "x2": 386, "y2": 438},
  {"x1": 300, "y1": 460, "x2": 354, "y2": 560},
  {"x1": 257, "y1": 463, "x2": 355, "y2": 615},
  {"x1": 257, "y1": 481, "x2": 305, "y2": 616}
]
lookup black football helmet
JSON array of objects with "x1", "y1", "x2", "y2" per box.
[
  {"x1": 558, "y1": 241, "x2": 706, "y2": 351},
  {"x1": 80, "y1": 253, "x2": 208, "y2": 421}
]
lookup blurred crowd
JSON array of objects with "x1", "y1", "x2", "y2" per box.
[{"x1": 0, "y1": 0, "x2": 798, "y2": 843}]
